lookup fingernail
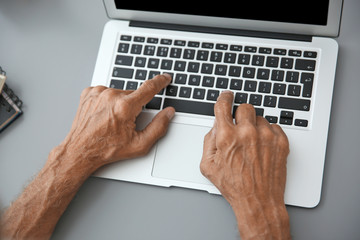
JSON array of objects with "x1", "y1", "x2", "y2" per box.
[
  {"x1": 163, "y1": 73, "x2": 172, "y2": 81},
  {"x1": 166, "y1": 107, "x2": 175, "y2": 120},
  {"x1": 222, "y1": 90, "x2": 233, "y2": 95}
]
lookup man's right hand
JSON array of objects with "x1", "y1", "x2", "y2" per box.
[{"x1": 200, "y1": 91, "x2": 291, "y2": 240}]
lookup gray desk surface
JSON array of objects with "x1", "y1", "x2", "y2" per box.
[{"x1": 1, "y1": 0, "x2": 359, "y2": 239}]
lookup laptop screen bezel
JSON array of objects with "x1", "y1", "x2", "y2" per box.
[{"x1": 103, "y1": 0, "x2": 343, "y2": 37}]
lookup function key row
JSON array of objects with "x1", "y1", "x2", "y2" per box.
[{"x1": 120, "y1": 35, "x2": 317, "y2": 58}]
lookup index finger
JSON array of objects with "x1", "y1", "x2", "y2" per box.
[
  {"x1": 214, "y1": 91, "x2": 234, "y2": 129},
  {"x1": 125, "y1": 74, "x2": 171, "y2": 109}
]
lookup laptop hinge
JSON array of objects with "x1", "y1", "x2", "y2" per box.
[{"x1": 130, "y1": 21, "x2": 312, "y2": 42}]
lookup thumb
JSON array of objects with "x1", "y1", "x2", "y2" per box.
[{"x1": 139, "y1": 107, "x2": 175, "y2": 148}]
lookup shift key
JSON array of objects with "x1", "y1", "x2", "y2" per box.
[
  {"x1": 112, "y1": 67, "x2": 134, "y2": 79},
  {"x1": 278, "y1": 97, "x2": 311, "y2": 111}
]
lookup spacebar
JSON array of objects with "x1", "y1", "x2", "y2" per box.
[{"x1": 163, "y1": 98, "x2": 215, "y2": 116}]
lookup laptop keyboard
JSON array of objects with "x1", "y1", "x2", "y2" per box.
[{"x1": 110, "y1": 34, "x2": 318, "y2": 129}]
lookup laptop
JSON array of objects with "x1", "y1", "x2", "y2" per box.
[{"x1": 91, "y1": 0, "x2": 343, "y2": 208}]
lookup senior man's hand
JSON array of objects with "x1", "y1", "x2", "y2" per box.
[
  {"x1": 200, "y1": 91, "x2": 291, "y2": 240},
  {"x1": 56, "y1": 74, "x2": 175, "y2": 172}
]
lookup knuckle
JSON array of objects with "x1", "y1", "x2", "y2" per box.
[
  {"x1": 238, "y1": 123, "x2": 258, "y2": 142},
  {"x1": 91, "y1": 85, "x2": 107, "y2": 94},
  {"x1": 200, "y1": 160, "x2": 211, "y2": 176}
]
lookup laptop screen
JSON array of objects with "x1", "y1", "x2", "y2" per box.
[{"x1": 114, "y1": 0, "x2": 329, "y2": 26}]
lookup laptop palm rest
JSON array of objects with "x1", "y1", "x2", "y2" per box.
[{"x1": 152, "y1": 122, "x2": 213, "y2": 186}]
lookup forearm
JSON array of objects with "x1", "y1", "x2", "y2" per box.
[
  {"x1": 231, "y1": 196, "x2": 291, "y2": 240},
  {"x1": 1, "y1": 146, "x2": 93, "y2": 240}
]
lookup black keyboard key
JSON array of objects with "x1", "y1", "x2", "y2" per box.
[
  {"x1": 280, "y1": 110, "x2": 294, "y2": 119},
  {"x1": 257, "y1": 69, "x2": 270, "y2": 80},
  {"x1": 189, "y1": 75, "x2": 201, "y2": 86},
  {"x1": 183, "y1": 49, "x2": 195, "y2": 59},
  {"x1": 210, "y1": 52, "x2": 223, "y2": 62},
  {"x1": 147, "y1": 58, "x2": 160, "y2": 68},
  {"x1": 265, "y1": 115, "x2": 278, "y2": 123},
  {"x1": 274, "y1": 48, "x2": 286, "y2": 55},
  {"x1": 280, "y1": 58, "x2": 294, "y2": 69},
  {"x1": 244, "y1": 80, "x2": 257, "y2": 92},
  {"x1": 148, "y1": 71, "x2": 160, "y2": 79},
  {"x1": 188, "y1": 62, "x2": 200, "y2": 73},
  {"x1": 161, "y1": 39, "x2": 172, "y2": 45},
  {"x1": 300, "y1": 73, "x2": 314, "y2": 98},
  {"x1": 126, "y1": 81, "x2": 138, "y2": 90},
  {"x1": 280, "y1": 118, "x2": 292, "y2": 125},
  {"x1": 202, "y1": 42, "x2": 214, "y2": 49},
  {"x1": 243, "y1": 67, "x2": 256, "y2": 78},
  {"x1": 147, "y1": 37, "x2": 158, "y2": 44},
  {"x1": 110, "y1": 79, "x2": 125, "y2": 89},
  {"x1": 201, "y1": 63, "x2": 214, "y2": 74},
  {"x1": 289, "y1": 50, "x2": 302, "y2": 57},
  {"x1": 188, "y1": 41, "x2": 200, "y2": 47},
  {"x1": 229, "y1": 66, "x2": 241, "y2": 77},
  {"x1": 157, "y1": 47, "x2": 169, "y2": 57},
  {"x1": 135, "y1": 57, "x2": 146, "y2": 67},
  {"x1": 118, "y1": 43, "x2": 130, "y2": 53},
  {"x1": 179, "y1": 87, "x2": 192, "y2": 98},
  {"x1": 230, "y1": 79, "x2": 243, "y2": 90},
  {"x1": 113, "y1": 67, "x2": 134, "y2": 79},
  {"x1": 245, "y1": 46, "x2": 257, "y2": 52},
  {"x1": 304, "y1": 51, "x2": 317, "y2": 58},
  {"x1": 280, "y1": 110, "x2": 294, "y2": 125},
  {"x1": 216, "y1": 78, "x2": 229, "y2": 89},
  {"x1": 197, "y1": 50, "x2": 209, "y2": 61},
  {"x1": 258, "y1": 82, "x2": 271, "y2": 93},
  {"x1": 230, "y1": 45, "x2": 242, "y2": 51},
  {"x1": 273, "y1": 83, "x2": 286, "y2": 95},
  {"x1": 235, "y1": 93, "x2": 248, "y2": 104},
  {"x1": 175, "y1": 74, "x2": 187, "y2": 84},
  {"x1": 215, "y1": 65, "x2": 227, "y2": 76},
  {"x1": 216, "y1": 43, "x2": 228, "y2": 50},
  {"x1": 135, "y1": 70, "x2": 147, "y2": 80},
  {"x1": 224, "y1": 53, "x2": 237, "y2": 63},
  {"x1": 144, "y1": 45, "x2": 156, "y2": 55},
  {"x1": 115, "y1": 55, "x2": 133, "y2": 66},
  {"x1": 146, "y1": 97, "x2": 162, "y2": 110},
  {"x1": 255, "y1": 108, "x2": 264, "y2": 116},
  {"x1": 130, "y1": 44, "x2": 143, "y2": 54},
  {"x1": 252, "y1": 55, "x2": 265, "y2": 66},
  {"x1": 120, "y1": 35, "x2": 132, "y2": 41},
  {"x1": 259, "y1": 47, "x2": 272, "y2": 54},
  {"x1": 165, "y1": 85, "x2": 178, "y2": 96},
  {"x1": 170, "y1": 48, "x2": 182, "y2": 58},
  {"x1": 278, "y1": 97, "x2": 311, "y2": 111},
  {"x1": 161, "y1": 60, "x2": 173, "y2": 70},
  {"x1": 249, "y1": 94, "x2": 262, "y2": 106},
  {"x1": 207, "y1": 90, "x2": 220, "y2": 101},
  {"x1": 193, "y1": 88, "x2": 206, "y2": 99},
  {"x1": 287, "y1": 85, "x2": 301, "y2": 96},
  {"x1": 271, "y1": 70, "x2": 285, "y2": 81},
  {"x1": 295, "y1": 59, "x2": 316, "y2": 71},
  {"x1": 286, "y1": 71, "x2": 299, "y2": 83},
  {"x1": 134, "y1": 36, "x2": 145, "y2": 42},
  {"x1": 202, "y1": 76, "x2": 215, "y2": 87},
  {"x1": 295, "y1": 119, "x2": 308, "y2": 127},
  {"x1": 175, "y1": 40, "x2": 186, "y2": 46},
  {"x1": 174, "y1": 61, "x2": 186, "y2": 71},
  {"x1": 233, "y1": 106, "x2": 263, "y2": 117},
  {"x1": 163, "y1": 98, "x2": 215, "y2": 116},
  {"x1": 266, "y1": 56, "x2": 279, "y2": 68},
  {"x1": 263, "y1": 96, "x2": 277, "y2": 108},
  {"x1": 238, "y1": 54, "x2": 251, "y2": 65}
]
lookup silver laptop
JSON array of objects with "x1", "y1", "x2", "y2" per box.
[{"x1": 91, "y1": 0, "x2": 343, "y2": 208}]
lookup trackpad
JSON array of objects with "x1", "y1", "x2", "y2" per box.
[{"x1": 152, "y1": 123, "x2": 213, "y2": 185}]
